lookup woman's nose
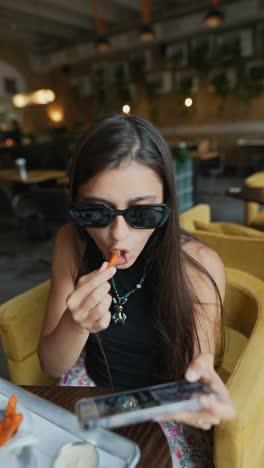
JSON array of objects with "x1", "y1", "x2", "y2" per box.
[{"x1": 110, "y1": 215, "x2": 130, "y2": 241}]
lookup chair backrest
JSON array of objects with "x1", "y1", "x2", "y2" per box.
[
  {"x1": 214, "y1": 268, "x2": 264, "y2": 468},
  {"x1": 180, "y1": 205, "x2": 264, "y2": 281},
  {"x1": 0, "y1": 280, "x2": 55, "y2": 385},
  {"x1": 244, "y1": 171, "x2": 264, "y2": 227}
]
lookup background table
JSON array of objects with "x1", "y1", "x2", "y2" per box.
[
  {"x1": 226, "y1": 186, "x2": 264, "y2": 204},
  {"x1": 0, "y1": 169, "x2": 65, "y2": 184},
  {"x1": 24, "y1": 385, "x2": 172, "y2": 468}
]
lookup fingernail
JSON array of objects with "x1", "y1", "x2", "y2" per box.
[
  {"x1": 185, "y1": 369, "x2": 198, "y2": 382},
  {"x1": 100, "y1": 262, "x2": 108, "y2": 271}
]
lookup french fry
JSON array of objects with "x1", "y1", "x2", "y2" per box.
[
  {"x1": 5, "y1": 394, "x2": 17, "y2": 418},
  {"x1": 0, "y1": 395, "x2": 23, "y2": 446},
  {"x1": 107, "y1": 250, "x2": 120, "y2": 268}
]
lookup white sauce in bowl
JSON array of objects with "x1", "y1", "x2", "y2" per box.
[{"x1": 53, "y1": 442, "x2": 98, "y2": 468}]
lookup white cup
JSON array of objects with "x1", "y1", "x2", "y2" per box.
[{"x1": 15, "y1": 158, "x2": 28, "y2": 181}]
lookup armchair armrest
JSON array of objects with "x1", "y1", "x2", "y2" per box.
[
  {"x1": 0, "y1": 280, "x2": 50, "y2": 361},
  {"x1": 214, "y1": 269, "x2": 264, "y2": 468}
]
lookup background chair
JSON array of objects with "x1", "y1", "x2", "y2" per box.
[
  {"x1": 214, "y1": 267, "x2": 264, "y2": 468},
  {"x1": 180, "y1": 204, "x2": 264, "y2": 281},
  {"x1": 244, "y1": 171, "x2": 264, "y2": 230},
  {"x1": 0, "y1": 280, "x2": 55, "y2": 385}
]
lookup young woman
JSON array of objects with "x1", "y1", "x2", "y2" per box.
[{"x1": 38, "y1": 114, "x2": 235, "y2": 466}]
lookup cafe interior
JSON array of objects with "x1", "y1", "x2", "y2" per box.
[{"x1": 0, "y1": 0, "x2": 263, "y2": 466}]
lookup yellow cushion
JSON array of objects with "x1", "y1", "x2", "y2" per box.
[
  {"x1": 8, "y1": 352, "x2": 55, "y2": 386},
  {"x1": 0, "y1": 280, "x2": 50, "y2": 361},
  {"x1": 194, "y1": 220, "x2": 264, "y2": 238},
  {"x1": 217, "y1": 327, "x2": 248, "y2": 383}
]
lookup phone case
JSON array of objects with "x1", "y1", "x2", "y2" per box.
[{"x1": 76, "y1": 381, "x2": 217, "y2": 430}]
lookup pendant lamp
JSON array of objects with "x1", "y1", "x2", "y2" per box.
[{"x1": 203, "y1": 0, "x2": 225, "y2": 28}]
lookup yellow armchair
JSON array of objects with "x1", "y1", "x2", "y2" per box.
[
  {"x1": 180, "y1": 204, "x2": 264, "y2": 281},
  {"x1": 1, "y1": 270, "x2": 264, "y2": 467},
  {"x1": 214, "y1": 268, "x2": 264, "y2": 468},
  {"x1": 0, "y1": 280, "x2": 55, "y2": 385},
  {"x1": 244, "y1": 171, "x2": 264, "y2": 229}
]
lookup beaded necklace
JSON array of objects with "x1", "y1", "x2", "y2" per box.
[{"x1": 111, "y1": 274, "x2": 145, "y2": 324}]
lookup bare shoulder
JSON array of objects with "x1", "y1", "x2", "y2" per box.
[
  {"x1": 52, "y1": 223, "x2": 84, "y2": 280},
  {"x1": 182, "y1": 240, "x2": 225, "y2": 301},
  {"x1": 42, "y1": 224, "x2": 84, "y2": 336}
]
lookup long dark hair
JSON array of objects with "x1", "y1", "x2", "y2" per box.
[{"x1": 69, "y1": 114, "x2": 224, "y2": 382}]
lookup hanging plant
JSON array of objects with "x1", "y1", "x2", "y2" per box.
[
  {"x1": 189, "y1": 39, "x2": 211, "y2": 73},
  {"x1": 168, "y1": 48, "x2": 185, "y2": 69},
  {"x1": 128, "y1": 57, "x2": 146, "y2": 84},
  {"x1": 145, "y1": 77, "x2": 162, "y2": 98},
  {"x1": 210, "y1": 70, "x2": 234, "y2": 97},
  {"x1": 114, "y1": 65, "x2": 131, "y2": 102},
  {"x1": 178, "y1": 76, "x2": 193, "y2": 97},
  {"x1": 214, "y1": 37, "x2": 241, "y2": 67},
  {"x1": 91, "y1": 68, "x2": 107, "y2": 118},
  {"x1": 242, "y1": 64, "x2": 264, "y2": 100}
]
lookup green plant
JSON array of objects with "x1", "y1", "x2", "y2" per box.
[
  {"x1": 168, "y1": 49, "x2": 184, "y2": 68},
  {"x1": 114, "y1": 65, "x2": 131, "y2": 102},
  {"x1": 189, "y1": 39, "x2": 211, "y2": 73},
  {"x1": 128, "y1": 57, "x2": 146, "y2": 83},
  {"x1": 242, "y1": 67, "x2": 264, "y2": 100},
  {"x1": 210, "y1": 71, "x2": 234, "y2": 97},
  {"x1": 214, "y1": 37, "x2": 241, "y2": 67},
  {"x1": 91, "y1": 68, "x2": 107, "y2": 118},
  {"x1": 145, "y1": 77, "x2": 162, "y2": 98},
  {"x1": 178, "y1": 76, "x2": 193, "y2": 97},
  {"x1": 170, "y1": 145, "x2": 191, "y2": 167}
]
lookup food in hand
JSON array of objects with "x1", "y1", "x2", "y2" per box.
[
  {"x1": 0, "y1": 394, "x2": 23, "y2": 446},
  {"x1": 107, "y1": 250, "x2": 120, "y2": 268}
]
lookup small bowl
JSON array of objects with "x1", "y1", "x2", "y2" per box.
[{"x1": 53, "y1": 441, "x2": 99, "y2": 468}]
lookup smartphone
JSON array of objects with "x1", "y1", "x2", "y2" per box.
[{"x1": 75, "y1": 380, "x2": 217, "y2": 430}]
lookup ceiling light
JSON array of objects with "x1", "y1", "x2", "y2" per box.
[
  {"x1": 122, "y1": 104, "x2": 130, "y2": 114},
  {"x1": 95, "y1": 35, "x2": 111, "y2": 52},
  {"x1": 203, "y1": 0, "x2": 225, "y2": 28},
  {"x1": 12, "y1": 94, "x2": 30, "y2": 108},
  {"x1": 185, "y1": 98, "x2": 193, "y2": 107},
  {"x1": 49, "y1": 109, "x2": 64, "y2": 123},
  {"x1": 31, "y1": 89, "x2": 55, "y2": 105}
]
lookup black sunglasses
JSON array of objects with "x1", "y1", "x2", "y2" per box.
[{"x1": 69, "y1": 203, "x2": 171, "y2": 229}]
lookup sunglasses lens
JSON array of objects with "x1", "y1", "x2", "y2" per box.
[
  {"x1": 71, "y1": 206, "x2": 112, "y2": 227},
  {"x1": 126, "y1": 206, "x2": 169, "y2": 228}
]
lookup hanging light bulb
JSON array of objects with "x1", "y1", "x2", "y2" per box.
[
  {"x1": 203, "y1": 0, "x2": 225, "y2": 28},
  {"x1": 139, "y1": 0, "x2": 155, "y2": 42}
]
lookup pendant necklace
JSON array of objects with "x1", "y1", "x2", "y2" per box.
[{"x1": 111, "y1": 274, "x2": 145, "y2": 324}]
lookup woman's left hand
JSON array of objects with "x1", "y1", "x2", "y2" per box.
[{"x1": 157, "y1": 353, "x2": 236, "y2": 430}]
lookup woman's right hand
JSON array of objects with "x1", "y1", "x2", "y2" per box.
[{"x1": 66, "y1": 262, "x2": 116, "y2": 333}]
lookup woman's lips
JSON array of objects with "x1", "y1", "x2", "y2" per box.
[
  {"x1": 109, "y1": 249, "x2": 130, "y2": 265},
  {"x1": 117, "y1": 251, "x2": 130, "y2": 265}
]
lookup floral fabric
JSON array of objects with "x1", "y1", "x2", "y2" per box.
[{"x1": 59, "y1": 357, "x2": 214, "y2": 467}]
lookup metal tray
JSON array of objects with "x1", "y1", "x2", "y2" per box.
[{"x1": 0, "y1": 377, "x2": 140, "y2": 468}]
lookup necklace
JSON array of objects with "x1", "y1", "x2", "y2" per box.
[{"x1": 111, "y1": 274, "x2": 145, "y2": 324}]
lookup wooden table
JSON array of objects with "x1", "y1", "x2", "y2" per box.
[
  {"x1": 226, "y1": 186, "x2": 264, "y2": 204},
  {"x1": 0, "y1": 169, "x2": 65, "y2": 184},
  {"x1": 191, "y1": 150, "x2": 219, "y2": 161},
  {"x1": 24, "y1": 385, "x2": 172, "y2": 468}
]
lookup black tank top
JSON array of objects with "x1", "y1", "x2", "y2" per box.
[{"x1": 83, "y1": 239, "x2": 163, "y2": 391}]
